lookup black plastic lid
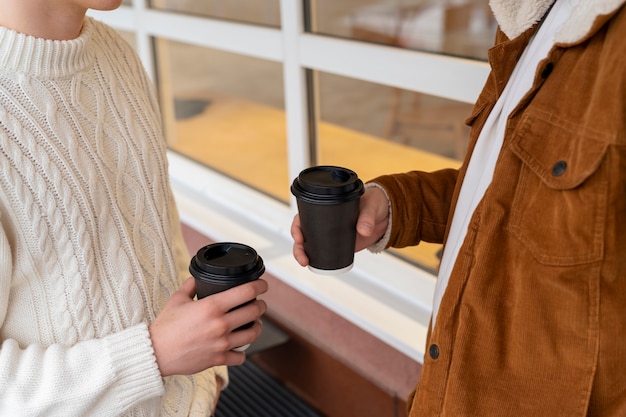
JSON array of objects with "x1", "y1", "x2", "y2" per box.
[
  {"x1": 189, "y1": 242, "x2": 265, "y2": 282},
  {"x1": 290, "y1": 166, "x2": 364, "y2": 204}
]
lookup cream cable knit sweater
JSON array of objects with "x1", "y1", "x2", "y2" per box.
[{"x1": 0, "y1": 17, "x2": 226, "y2": 416}]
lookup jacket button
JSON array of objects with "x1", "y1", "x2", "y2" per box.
[
  {"x1": 429, "y1": 344, "x2": 440, "y2": 360},
  {"x1": 541, "y1": 62, "x2": 554, "y2": 78},
  {"x1": 552, "y1": 160, "x2": 567, "y2": 176}
]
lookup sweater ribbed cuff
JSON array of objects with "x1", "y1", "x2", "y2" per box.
[{"x1": 105, "y1": 324, "x2": 165, "y2": 410}]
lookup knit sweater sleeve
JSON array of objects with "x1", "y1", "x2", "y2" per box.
[{"x1": 0, "y1": 216, "x2": 165, "y2": 416}]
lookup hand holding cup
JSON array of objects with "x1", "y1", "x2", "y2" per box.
[
  {"x1": 189, "y1": 242, "x2": 266, "y2": 350},
  {"x1": 290, "y1": 166, "x2": 365, "y2": 275},
  {"x1": 291, "y1": 184, "x2": 390, "y2": 267},
  {"x1": 148, "y1": 276, "x2": 267, "y2": 377}
]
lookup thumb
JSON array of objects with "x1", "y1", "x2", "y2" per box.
[
  {"x1": 355, "y1": 186, "x2": 389, "y2": 241},
  {"x1": 177, "y1": 277, "x2": 197, "y2": 299},
  {"x1": 356, "y1": 207, "x2": 377, "y2": 237}
]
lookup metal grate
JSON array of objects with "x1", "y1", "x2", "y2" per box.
[{"x1": 214, "y1": 359, "x2": 323, "y2": 417}]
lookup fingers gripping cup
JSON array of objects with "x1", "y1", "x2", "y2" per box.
[
  {"x1": 189, "y1": 242, "x2": 265, "y2": 351},
  {"x1": 291, "y1": 166, "x2": 365, "y2": 275}
]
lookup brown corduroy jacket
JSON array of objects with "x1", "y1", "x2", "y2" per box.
[{"x1": 371, "y1": 1, "x2": 626, "y2": 416}]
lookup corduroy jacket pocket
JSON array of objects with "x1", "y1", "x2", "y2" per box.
[{"x1": 507, "y1": 110, "x2": 609, "y2": 266}]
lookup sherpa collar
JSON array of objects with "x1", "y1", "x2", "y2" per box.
[{"x1": 489, "y1": 0, "x2": 626, "y2": 44}]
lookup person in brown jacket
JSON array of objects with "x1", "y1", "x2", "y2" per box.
[{"x1": 291, "y1": 0, "x2": 626, "y2": 416}]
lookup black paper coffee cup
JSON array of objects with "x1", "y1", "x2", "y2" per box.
[
  {"x1": 291, "y1": 166, "x2": 364, "y2": 275},
  {"x1": 189, "y1": 242, "x2": 265, "y2": 350}
]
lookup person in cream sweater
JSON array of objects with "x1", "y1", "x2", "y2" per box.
[{"x1": 0, "y1": 1, "x2": 268, "y2": 416}]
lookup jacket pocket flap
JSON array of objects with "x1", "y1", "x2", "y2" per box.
[{"x1": 510, "y1": 111, "x2": 609, "y2": 190}]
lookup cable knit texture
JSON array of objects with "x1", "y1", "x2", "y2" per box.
[{"x1": 0, "y1": 17, "x2": 226, "y2": 416}]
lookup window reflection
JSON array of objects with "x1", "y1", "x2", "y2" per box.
[
  {"x1": 150, "y1": 0, "x2": 281, "y2": 27},
  {"x1": 317, "y1": 72, "x2": 471, "y2": 160},
  {"x1": 311, "y1": 0, "x2": 497, "y2": 60},
  {"x1": 315, "y1": 72, "x2": 469, "y2": 272},
  {"x1": 155, "y1": 40, "x2": 288, "y2": 201}
]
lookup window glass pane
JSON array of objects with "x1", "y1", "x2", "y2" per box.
[
  {"x1": 155, "y1": 40, "x2": 288, "y2": 202},
  {"x1": 311, "y1": 0, "x2": 497, "y2": 60},
  {"x1": 316, "y1": 72, "x2": 469, "y2": 272},
  {"x1": 150, "y1": 0, "x2": 281, "y2": 27}
]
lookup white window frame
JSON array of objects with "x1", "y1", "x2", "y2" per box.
[{"x1": 89, "y1": 0, "x2": 490, "y2": 363}]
